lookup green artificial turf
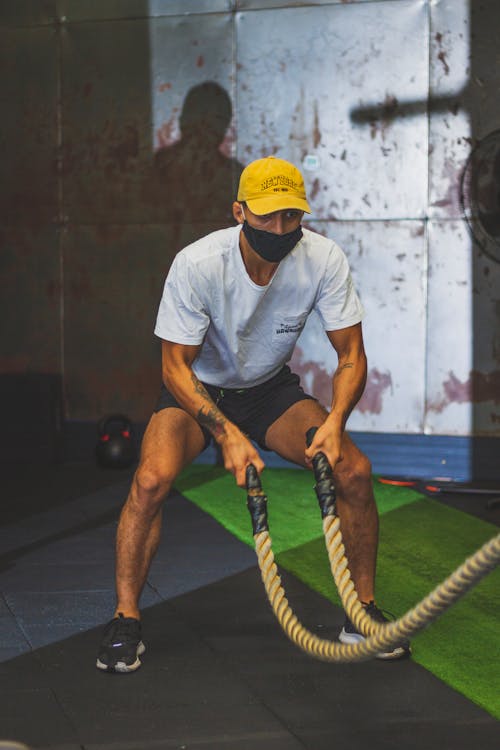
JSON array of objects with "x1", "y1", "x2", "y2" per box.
[
  {"x1": 175, "y1": 465, "x2": 500, "y2": 718},
  {"x1": 176, "y1": 464, "x2": 420, "y2": 554}
]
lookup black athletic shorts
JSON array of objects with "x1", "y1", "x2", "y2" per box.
[{"x1": 154, "y1": 364, "x2": 316, "y2": 450}]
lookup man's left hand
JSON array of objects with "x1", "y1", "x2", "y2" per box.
[{"x1": 304, "y1": 420, "x2": 343, "y2": 472}]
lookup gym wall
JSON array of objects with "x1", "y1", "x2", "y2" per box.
[{"x1": 0, "y1": 1, "x2": 499, "y2": 478}]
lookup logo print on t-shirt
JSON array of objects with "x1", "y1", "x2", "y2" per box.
[{"x1": 275, "y1": 321, "x2": 303, "y2": 335}]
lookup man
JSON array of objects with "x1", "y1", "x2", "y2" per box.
[{"x1": 96, "y1": 155, "x2": 410, "y2": 673}]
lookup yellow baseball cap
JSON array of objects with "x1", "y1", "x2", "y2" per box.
[{"x1": 237, "y1": 155, "x2": 312, "y2": 215}]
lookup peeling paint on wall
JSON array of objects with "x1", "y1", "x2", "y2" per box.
[
  {"x1": 357, "y1": 369, "x2": 393, "y2": 415},
  {"x1": 428, "y1": 370, "x2": 500, "y2": 413}
]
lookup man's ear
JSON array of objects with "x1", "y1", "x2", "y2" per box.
[{"x1": 232, "y1": 201, "x2": 245, "y2": 224}]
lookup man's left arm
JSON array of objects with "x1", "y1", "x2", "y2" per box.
[{"x1": 304, "y1": 322, "x2": 367, "y2": 469}]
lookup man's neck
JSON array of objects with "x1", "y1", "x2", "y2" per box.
[{"x1": 239, "y1": 232, "x2": 278, "y2": 286}]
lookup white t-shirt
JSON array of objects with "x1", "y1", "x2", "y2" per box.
[{"x1": 154, "y1": 225, "x2": 364, "y2": 388}]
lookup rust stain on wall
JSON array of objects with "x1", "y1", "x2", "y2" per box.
[
  {"x1": 369, "y1": 94, "x2": 399, "y2": 141},
  {"x1": 290, "y1": 350, "x2": 393, "y2": 416},
  {"x1": 437, "y1": 50, "x2": 450, "y2": 75},
  {"x1": 356, "y1": 368, "x2": 393, "y2": 414},
  {"x1": 310, "y1": 178, "x2": 321, "y2": 200},
  {"x1": 434, "y1": 32, "x2": 450, "y2": 75},
  {"x1": 313, "y1": 101, "x2": 321, "y2": 148},
  {"x1": 431, "y1": 157, "x2": 462, "y2": 212},
  {"x1": 290, "y1": 348, "x2": 332, "y2": 407},
  {"x1": 410, "y1": 225, "x2": 424, "y2": 238},
  {"x1": 428, "y1": 370, "x2": 500, "y2": 412}
]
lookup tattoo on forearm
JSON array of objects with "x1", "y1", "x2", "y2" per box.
[
  {"x1": 191, "y1": 373, "x2": 227, "y2": 438},
  {"x1": 197, "y1": 406, "x2": 227, "y2": 437},
  {"x1": 191, "y1": 373, "x2": 210, "y2": 397},
  {"x1": 339, "y1": 362, "x2": 354, "y2": 372}
]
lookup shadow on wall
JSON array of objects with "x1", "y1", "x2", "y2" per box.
[
  {"x1": 65, "y1": 81, "x2": 243, "y2": 435},
  {"x1": 150, "y1": 81, "x2": 244, "y2": 251}
]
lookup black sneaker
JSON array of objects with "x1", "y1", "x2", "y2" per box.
[
  {"x1": 339, "y1": 600, "x2": 411, "y2": 660},
  {"x1": 96, "y1": 613, "x2": 145, "y2": 673}
]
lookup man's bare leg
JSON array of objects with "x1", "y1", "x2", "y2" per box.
[
  {"x1": 114, "y1": 408, "x2": 206, "y2": 619},
  {"x1": 264, "y1": 399, "x2": 377, "y2": 602}
]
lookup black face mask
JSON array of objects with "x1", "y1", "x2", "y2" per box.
[{"x1": 242, "y1": 221, "x2": 303, "y2": 263}]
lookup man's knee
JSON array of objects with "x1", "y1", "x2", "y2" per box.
[
  {"x1": 335, "y1": 450, "x2": 372, "y2": 491},
  {"x1": 133, "y1": 461, "x2": 174, "y2": 507}
]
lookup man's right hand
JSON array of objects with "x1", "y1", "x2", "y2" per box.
[
  {"x1": 217, "y1": 426, "x2": 265, "y2": 488},
  {"x1": 160, "y1": 342, "x2": 265, "y2": 486}
]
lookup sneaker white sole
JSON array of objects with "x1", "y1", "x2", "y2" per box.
[
  {"x1": 339, "y1": 628, "x2": 410, "y2": 660},
  {"x1": 96, "y1": 641, "x2": 146, "y2": 673}
]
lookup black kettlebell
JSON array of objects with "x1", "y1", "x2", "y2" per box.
[{"x1": 96, "y1": 414, "x2": 135, "y2": 469}]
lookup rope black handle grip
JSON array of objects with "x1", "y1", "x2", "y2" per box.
[
  {"x1": 306, "y1": 427, "x2": 337, "y2": 518},
  {"x1": 246, "y1": 464, "x2": 269, "y2": 534}
]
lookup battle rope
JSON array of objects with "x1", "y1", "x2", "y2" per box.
[{"x1": 246, "y1": 428, "x2": 500, "y2": 662}]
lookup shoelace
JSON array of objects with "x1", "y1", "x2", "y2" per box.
[
  {"x1": 360, "y1": 601, "x2": 410, "y2": 649},
  {"x1": 360, "y1": 600, "x2": 395, "y2": 623},
  {"x1": 104, "y1": 613, "x2": 139, "y2": 643}
]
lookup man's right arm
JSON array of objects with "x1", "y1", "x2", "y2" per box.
[{"x1": 161, "y1": 340, "x2": 264, "y2": 486}]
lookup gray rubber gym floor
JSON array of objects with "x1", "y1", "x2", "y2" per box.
[{"x1": 1, "y1": 462, "x2": 499, "y2": 750}]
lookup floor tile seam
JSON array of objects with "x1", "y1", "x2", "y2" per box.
[
  {"x1": 145, "y1": 578, "x2": 164, "y2": 594},
  {"x1": 48, "y1": 681, "x2": 84, "y2": 745},
  {"x1": 250, "y1": 699, "x2": 309, "y2": 749},
  {"x1": 0, "y1": 593, "x2": 32, "y2": 650},
  {"x1": 11, "y1": 619, "x2": 42, "y2": 650}
]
